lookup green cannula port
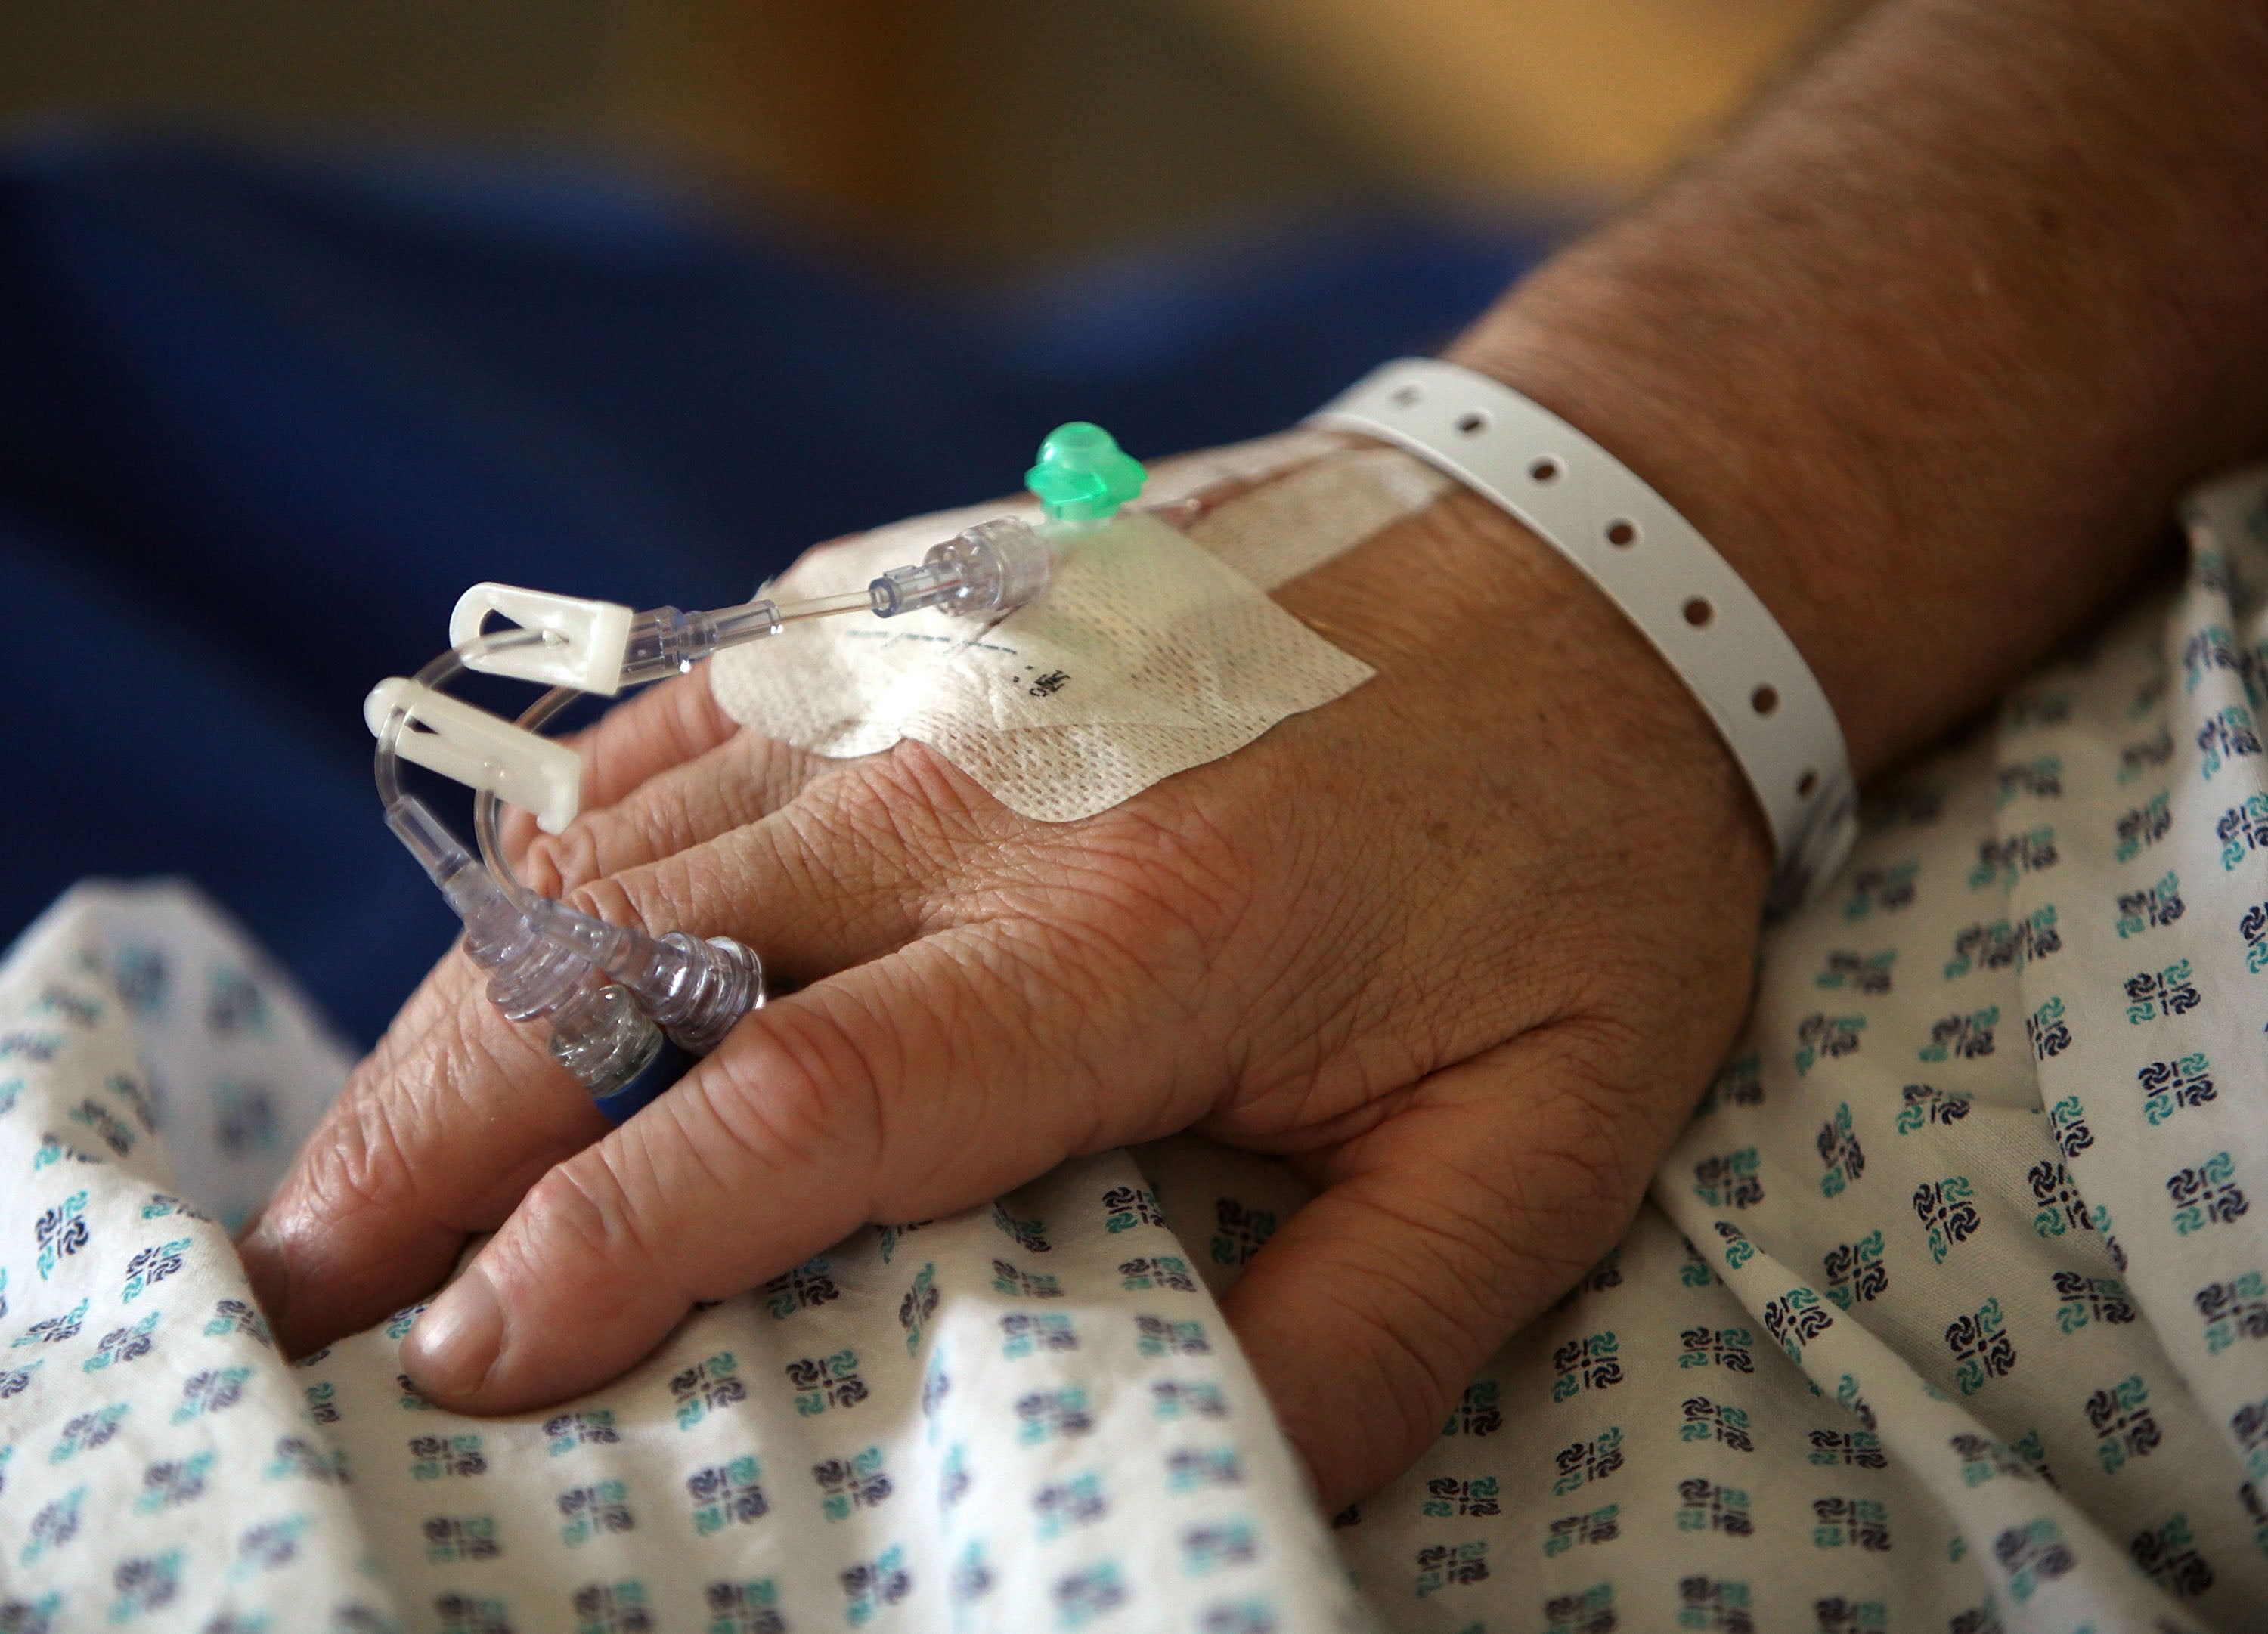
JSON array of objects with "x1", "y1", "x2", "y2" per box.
[{"x1": 1025, "y1": 422, "x2": 1146, "y2": 521}]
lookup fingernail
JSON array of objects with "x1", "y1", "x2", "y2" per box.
[
  {"x1": 234, "y1": 1221, "x2": 292, "y2": 1332},
  {"x1": 403, "y1": 1267, "x2": 503, "y2": 1400}
]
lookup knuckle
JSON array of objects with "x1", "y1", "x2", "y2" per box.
[
  {"x1": 674, "y1": 673, "x2": 742, "y2": 755},
  {"x1": 696, "y1": 1004, "x2": 885, "y2": 1190},
  {"x1": 291, "y1": 992, "x2": 552, "y2": 1230},
  {"x1": 617, "y1": 792, "x2": 693, "y2": 875},
  {"x1": 729, "y1": 732, "x2": 814, "y2": 812},
  {"x1": 529, "y1": 823, "x2": 606, "y2": 895},
  {"x1": 564, "y1": 872, "x2": 654, "y2": 934},
  {"x1": 276, "y1": 1094, "x2": 403, "y2": 1236},
  {"x1": 524, "y1": 829, "x2": 590, "y2": 893},
  {"x1": 639, "y1": 669, "x2": 720, "y2": 747},
  {"x1": 512, "y1": 1156, "x2": 658, "y2": 1280},
  {"x1": 569, "y1": 846, "x2": 745, "y2": 942}
]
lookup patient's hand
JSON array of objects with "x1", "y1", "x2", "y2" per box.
[
  {"x1": 237, "y1": 0, "x2": 2268, "y2": 1512},
  {"x1": 240, "y1": 483, "x2": 1768, "y2": 1508}
]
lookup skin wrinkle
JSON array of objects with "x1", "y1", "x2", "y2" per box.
[
  {"x1": 513, "y1": 674, "x2": 754, "y2": 886},
  {"x1": 1023, "y1": 908, "x2": 1234, "y2": 1152},
  {"x1": 801, "y1": 951, "x2": 1043, "y2": 1215},
  {"x1": 570, "y1": 807, "x2": 922, "y2": 987},
  {"x1": 1024, "y1": 840, "x2": 1230, "y2": 968},
  {"x1": 640, "y1": 1080, "x2": 767, "y2": 1237},
  {"x1": 776, "y1": 791, "x2": 939, "y2": 934},
  {"x1": 347, "y1": 1002, "x2": 525, "y2": 1215},
  {"x1": 1413, "y1": 1061, "x2": 1641, "y2": 1240},
  {"x1": 1238, "y1": 1178, "x2": 1525, "y2": 1474},
  {"x1": 873, "y1": 1073, "x2": 1051, "y2": 1223},
  {"x1": 1318, "y1": 1230, "x2": 1480, "y2": 1407},
  {"x1": 562, "y1": 750, "x2": 735, "y2": 887},
  {"x1": 1031, "y1": 788, "x2": 1266, "y2": 929},
  {"x1": 1235, "y1": 846, "x2": 1510, "y2": 1124},
  {"x1": 1243, "y1": 1079, "x2": 1633, "y2": 1487},
  {"x1": 1269, "y1": 1281, "x2": 1446, "y2": 1482},
  {"x1": 513, "y1": 1156, "x2": 675, "y2": 1310},
  {"x1": 836, "y1": 743, "x2": 1001, "y2": 868},
  {"x1": 1213, "y1": 1080, "x2": 1424, "y2": 1162},
  {"x1": 736, "y1": 999, "x2": 894, "y2": 1184},
  {"x1": 981, "y1": 908, "x2": 1173, "y2": 1043},
  {"x1": 342, "y1": 1008, "x2": 571, "y2": 1221},
  {"x1": 581, "y1": 1023, "x2": 881, "y2": 1270},
  {"x1": 1205, "y1": 808, "x2": 1416, "y2": 1100},
  {"x1": 257, "y1": 968, "x2": 449, "y2": 1257},
  {"x1": 962, "y1": 946, "x2": 1125, "y2": 1169},
  {"x1": 1340, "y1": 1144, "x2": 1532, "y2": 1291},
  {"x1": 948, "y1": 922, "x2": 1107, "y2": 1055}
]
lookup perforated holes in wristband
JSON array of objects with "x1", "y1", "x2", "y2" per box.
[{"x1": 1311, "y1": 357, "x2": 1858, "y2": 908}]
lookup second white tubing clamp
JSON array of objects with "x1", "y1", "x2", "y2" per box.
[{"x1": 364, "y1": 678, "x2": 584, "y2": 836}]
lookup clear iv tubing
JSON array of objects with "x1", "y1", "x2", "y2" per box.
[
  {"x1": 463, "y1": 571, "x2": 953, "y2": 1019},
  {"x1": 396, "y1": 666, "x2": 768, "y2": 1068},
  {"x1": 468, "y1": 681, "x2": 764, "y2": 1058},
  {"x1": 454, "y1": 446, "x2": 1353, "y2": 932},
  {"x1": 463, "y1": 581, "x2": 944, "y2": 1042},
  {"x1": 395, "y1": 583, "x2": 904, "y2": 1063},
  {"x1": 374, "y1": 630, "x2": 672, "y2": 1100},
  {"x1": 373, "y1": 526, "x2": 1059, "y2": 1106},
  {"x1": 372, "y1": 445, "x2": 1347, "y2": 1104}
]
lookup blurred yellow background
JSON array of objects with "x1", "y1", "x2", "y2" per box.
[{"x1": 1, "y1": 0, "x2": 1830, "y2": 271}]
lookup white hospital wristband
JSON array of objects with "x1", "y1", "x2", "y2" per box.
[{"x1": 1311, "y1": 357, "x2": 1857, "y2": 912}]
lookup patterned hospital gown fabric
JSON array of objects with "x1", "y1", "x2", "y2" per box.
[
  {"x1": 0, "y1": 886, "x2": 1361, "y2": 1633},
  {"x1": 5, "y1": 463, "x2": 2268, "y2": 1632}
]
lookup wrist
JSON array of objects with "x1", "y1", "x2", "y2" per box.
[
  {"x1": 1309, "y1": 360, "x2": 1851, "y2": 902},
  {"x1": 1444, "y1": 292, "x2": 1898, "y2": 784},
  {"x1": 1277, "y1": 478, "x2": 1774, "y2": 899}
]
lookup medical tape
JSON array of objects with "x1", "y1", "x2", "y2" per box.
[{"x1": 707, "y1": 438, "x2": 1452, "y2": 822}]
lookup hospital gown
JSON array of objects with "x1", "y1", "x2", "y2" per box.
[{"x1": 4, "y1": 466, "x2": 2268, "y2": 1632}]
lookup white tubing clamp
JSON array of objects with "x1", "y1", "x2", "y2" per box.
[
  {"x1": 364, "y1": 678, "x2": 584, "y2": 835},
  {"x1": 450, "y1": 583, "x2": 635, "y2": 695},
  {"x1": 1312, "y1": 357, "x2": 1857, "y2": 910}
]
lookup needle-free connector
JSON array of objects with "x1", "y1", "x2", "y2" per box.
[
  {"x1": 869, "y1": 516, "x2": 1053, "y2": 618},
  {"x1": 386, "y1": 795, "x2": 666, "y2": 1104},
  {"x1": 617, "y1": 600, "x2": 785, "y2": 687},
  {"x1": 522, "y1": 901, "x2": 765, "y2": 1055}
]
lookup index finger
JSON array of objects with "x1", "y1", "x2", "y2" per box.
[
  {"x1": 398, "y1": 917, "x2": 1209, "y2": 1411},
  {"x1": 499, "y1": 669, "x2": 742, "y2": 862}
]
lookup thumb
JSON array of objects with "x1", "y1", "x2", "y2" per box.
[{"x1": 1219, "y1": 1032, "x2": 1653, "y2": 1511}]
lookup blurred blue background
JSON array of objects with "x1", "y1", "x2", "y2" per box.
[
  {"x1": 0, "y1": 134, "x2": 1545, "y2": 1042},
  {"x1": 0, "y1": 1, "x2": 1823, "y2": 1044}
]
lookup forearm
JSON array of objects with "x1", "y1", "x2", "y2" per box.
[{"x1": 1450, "y1": 0, "x2": 2268, "y2": 779}]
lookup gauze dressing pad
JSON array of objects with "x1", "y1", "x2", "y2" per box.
[{"x1": 708, "y1": 438, "x2": 1450, "y2": 821}]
